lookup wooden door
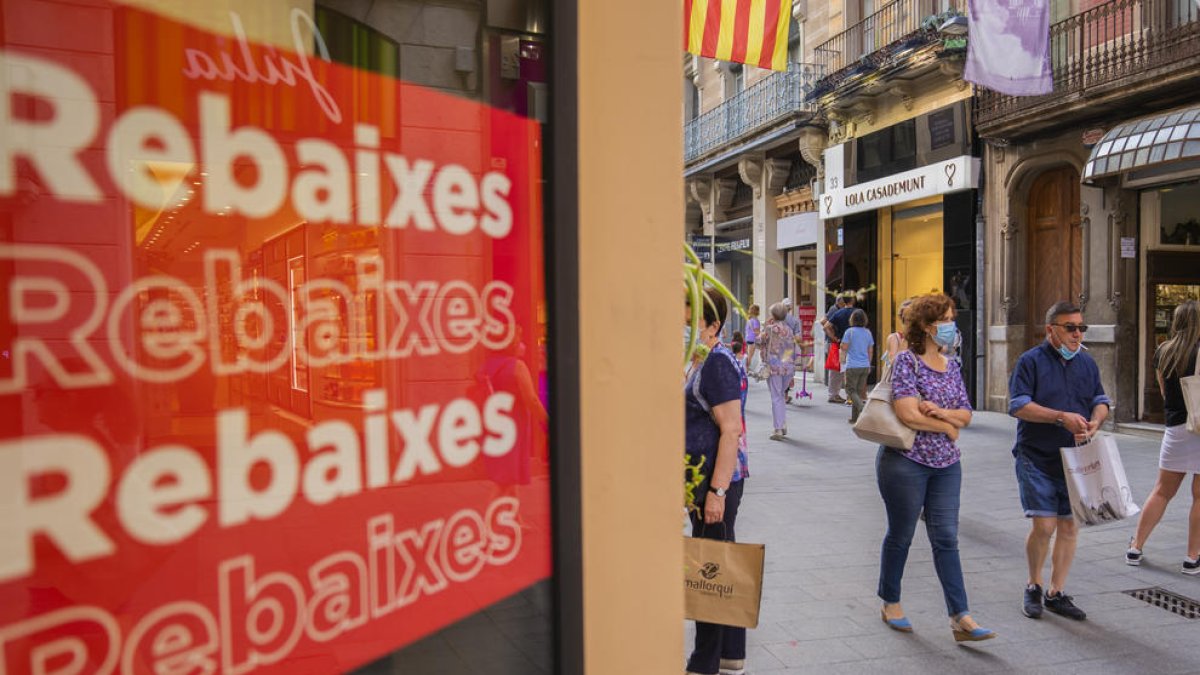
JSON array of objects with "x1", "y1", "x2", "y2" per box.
[{"x1": 1026, "y1": 167, "x2": 1083, "y2": 347}]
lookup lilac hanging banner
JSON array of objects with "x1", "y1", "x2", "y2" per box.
[{"x1": 963, "y1": 0, "x2": 1053, "y2": 96}]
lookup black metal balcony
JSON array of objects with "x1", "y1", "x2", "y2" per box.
[
  {"x1": 976, "y1": 0, "x2": 1200, "y2": 137},
  {"x1": 683, "y1": 63, "x2": 824, "y2": 164},
  {"x1": 812, "y1": 0, "x2": 966, "y2": 93}
]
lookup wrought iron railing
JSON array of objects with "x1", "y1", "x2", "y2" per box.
[
  {"x1": 976, "y1": 0, "x2": 1200, "y2": 128},
  {"x1": 813, "y1": 0, "x2": 965, "y2": 78},
  {"x1": 684, "y1": 63, "x2": 824, "y2": 163}
]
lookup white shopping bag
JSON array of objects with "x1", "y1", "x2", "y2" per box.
[{"x1": 1060, "y1": 434, "x2": 1140, "y2": 527}]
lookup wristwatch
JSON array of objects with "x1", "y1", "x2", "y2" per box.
[
  {"x1": 709, "y1": 485, "x2": 727, "y2": 497},
  {"x1": 1055, "y1": 416, "x2": 1065, "y2": 427}
]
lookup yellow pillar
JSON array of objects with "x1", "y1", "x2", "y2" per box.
[{"x1": 578, "y1": 1, "x2": 683, "y2": 672}]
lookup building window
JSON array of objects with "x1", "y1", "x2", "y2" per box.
[
  {"x1": 788, "y1": 17, "x2": 802, "y2": 65},
  {"x1": 726, "y1": 62, "x2": 745, "y2": 99},
  {"x1": 856, "y1": 119, "x2": 917, "y2": 184},
  {"x1": 685, "y1": 77, "x2": 699, "y2": 120}
]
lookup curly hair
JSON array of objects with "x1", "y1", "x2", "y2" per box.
[{"x1": 903, "y1": 294, "x2": 954, "y2": 355}]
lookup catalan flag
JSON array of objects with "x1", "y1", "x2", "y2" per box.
[{"x1": 685, "y1": 0, "x2": 792, "y2": 72}]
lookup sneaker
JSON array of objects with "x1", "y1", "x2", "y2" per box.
[
  {"x1": 1126, "y1": 539, "x2": 1143, "y2": 566},
  {"x1": 828, "y1": 396, "x2": 847, "y2": 404},
  {"x1": 1184, "y1": 556, "x2": 1200, "y2": 575},
  {"x1": 718, "y1": 659, "x2": 746, "y2": 675},
  {"x1": 769, "y1": 430, "x2": 783, "y2": 441},
  {"x1": 1044, "y1": 591, "x2": 1087, "y2": 620},
  {"x1": 1022, "y1": 584, "x2": 1043, "y2": 619}
]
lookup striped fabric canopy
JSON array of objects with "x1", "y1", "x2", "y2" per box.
[{"x1": 685, "y1": 0, "x2": 792, "y2": 72}]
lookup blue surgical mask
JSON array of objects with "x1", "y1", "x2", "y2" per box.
[
  {"x1": 933, "y1": 322, "x2": 957, "y2": 347},
  {"x1": 1058, "y1": 344, "x2": 1080, "y2": 361}
]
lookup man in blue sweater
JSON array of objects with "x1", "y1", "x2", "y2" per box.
[{"x1": 1008, "y1": 301, "x2": 1111, "y2": 622}]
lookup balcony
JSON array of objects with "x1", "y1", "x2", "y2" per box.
[
  {"x1": 976, "y1": 0, "x2": 1200, "y2": 138},
  {"x1": 684, "y1": 63, "x2": 824, "y2": 164},
  {"x1": 812, "y1": 0, "x2": 966, "y2": 94}
]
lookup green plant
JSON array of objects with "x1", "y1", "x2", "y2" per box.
[{"x1": 683, "y1": 454, "x2": 706, "y2": 514}]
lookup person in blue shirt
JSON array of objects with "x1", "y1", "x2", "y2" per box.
[
  {"x1": 1008, "y1": 301, "x2": 1111, "y2": 623},
  {"x1": 840, "y1": 308, "x2": 874, "y2": 424}
]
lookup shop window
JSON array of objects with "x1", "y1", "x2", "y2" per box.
[
  {"x1": 856, "y1": 119, "x2": 917, "y2": 184},
  {"x1": 1158, "y1": 181, "x2": 1200, "y2": 246}
]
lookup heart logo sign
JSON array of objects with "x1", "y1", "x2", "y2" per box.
[
  {"x1": 824, "y1": 195, "x2": 832, "y2": 214},
  {"x1": 945, "y1": 163, "x2": 957, "y2": 187}
]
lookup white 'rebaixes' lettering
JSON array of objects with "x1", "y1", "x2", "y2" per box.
[{"x1": 0, "y1": 50, "x2": 518, "y2": 235}]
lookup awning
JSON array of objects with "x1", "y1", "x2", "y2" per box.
[{"x1": 1082, "y1": 106, "x2": 1200, "y2": 184}]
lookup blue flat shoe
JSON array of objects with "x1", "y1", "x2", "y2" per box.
[
  {"x1": 880, "y1": 607, "x2": 913, "y2": 633},
  {"x1": 951, "y1": 615, "x2": 996, "y2": 642}
]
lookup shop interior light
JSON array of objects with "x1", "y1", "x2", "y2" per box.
[{"x1": 938, "y1": 16, "x2": 968, "y2": 35}]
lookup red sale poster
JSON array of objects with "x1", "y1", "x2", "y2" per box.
[{"x1": 0, "y1": 2, "x2": 550, "y2": 673}]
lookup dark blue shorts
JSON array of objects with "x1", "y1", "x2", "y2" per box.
[{"x1": 1015, "y1": 452, "x2": 1072, "y2": 518}]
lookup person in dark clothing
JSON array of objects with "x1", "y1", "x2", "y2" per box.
[
  {"x1": 822, "y1": 293, "x2": 856, "y2": 403},
  {"x1": 684, "y1": 288, "x2": 750, "y2": 675},
  {"x1": 1008, "y1": 301, "x2": 1110, "y2": 622}
]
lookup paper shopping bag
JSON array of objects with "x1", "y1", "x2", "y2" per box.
[
  {"x1": 1060, "y1": 434, "x2": 1141, "y2": 527},
  {"x1": 683, "y1": 536, "x2": 765, "y2": 629}
]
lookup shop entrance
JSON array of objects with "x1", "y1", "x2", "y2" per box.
[
  {"x1": 891, "y1": 200, "x2": 944, "y2": 304},
  {"x1": 1025, "y1": 166, "x2": 1082, "y2": 348},
  {"x1": 1144, "y1": 278, "x2": 1200, "y2": 422}
]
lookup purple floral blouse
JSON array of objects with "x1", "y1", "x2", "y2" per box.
[
  {"x1": 759, "y1": 321, "x2": 796, "y2": 377},
  {"x1": 890, "y1": 350, "x2": 973, "y2": 468}
]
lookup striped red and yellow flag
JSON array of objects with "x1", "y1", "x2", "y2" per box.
[{"x1": 684, "y1": 0, "x2": 792, "y2": 72}]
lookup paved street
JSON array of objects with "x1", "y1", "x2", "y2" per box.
[{"x1": 687, "y1": 378, "x2": 1200, "y2": 674}]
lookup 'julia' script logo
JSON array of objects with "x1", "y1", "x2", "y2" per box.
[{"x1": 182, "y1": 10, "x2": 342, "y2": 124}]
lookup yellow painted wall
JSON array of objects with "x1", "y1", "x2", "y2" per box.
[{"x1": 580, "y1": 1, "x2": 684, "y2": 672}]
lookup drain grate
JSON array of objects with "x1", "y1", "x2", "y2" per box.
[{"x1": 1124, "y1": 587, "x2": 1200, "y2": 619}]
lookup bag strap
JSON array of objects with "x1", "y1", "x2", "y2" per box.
[{"x1": 1194, "y1": 342, "x2": 1200, "y2": 377}]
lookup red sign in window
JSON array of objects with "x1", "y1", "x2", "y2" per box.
[{"x1": 0, "y1": 2, "x2": 550, "y2": 673}]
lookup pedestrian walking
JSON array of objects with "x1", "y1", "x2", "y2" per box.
[
  {"x1": 841, "y1": 308, "x2": 873, "y2": 424},
  {"x1": 1126, "y1": 299, "x2": 1200, "y2": 574},
  {"x1": 744, "y1": 304, "x2": 761, "y2": 372},
  {"x1": 875, "y1": 293, "x2": 995, "y2": 642},
  {"x1": 1009, "y1": 301, "x2": 1110, "y2": 621},
  {"x1": 823, "y1": 293, "x2": 855, "y2": 403},
  {"x1": 781, "y1": 298, "x2": 803, "y2": 401},
  {"x1": 684, "y1": 288, "x2": 751, "y2": 675},
  {"x1": 760, "y1": 303, "x2": 796, "y2": 441}
]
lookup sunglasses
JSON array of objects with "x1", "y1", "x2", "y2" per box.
[{"x1": 1052, "y1": 323, "x2": 1088, "y2": 334}]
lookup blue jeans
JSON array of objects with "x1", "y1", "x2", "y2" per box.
[
  {"x1": 876, "y1": 447, "x2": 969, "y2": 617},
  {"x1": 687, "y1": 480, "x2": 746, "y2": 674}
]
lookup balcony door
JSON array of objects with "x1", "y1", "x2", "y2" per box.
[{"x1": 1025, "y1": 166, "x2": 1083, "y2": 348}]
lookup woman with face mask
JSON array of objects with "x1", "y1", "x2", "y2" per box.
[{"x1": 874, "y1": 293, "x2": 996, "y2": 643}]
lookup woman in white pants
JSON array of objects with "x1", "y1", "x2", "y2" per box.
[{"x1": 1127, "y1": 300, "x2": 1200, "y2": 574}]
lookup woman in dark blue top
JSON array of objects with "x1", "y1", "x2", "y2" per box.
[{"x1": 684, "y1": 288, "x2": 749, "y2": 675}]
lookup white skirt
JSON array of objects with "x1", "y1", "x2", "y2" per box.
[{"x1": 1160, "y1": 424, "x2": 1200, "y2": 474}]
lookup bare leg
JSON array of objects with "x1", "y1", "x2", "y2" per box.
[
  {"x1": 1132, "y1": 469, "x2": 1186, "y2": 549},
  {"x1": 1189, "y1": 475, "x2": 1200, "y2": 559},
  {"x1": 1048, "y1": 517, "x2": 1078, "y2": 595},
  {"x1": 1026, "y1": 517, "x2": 1057, "y2": 587}
]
